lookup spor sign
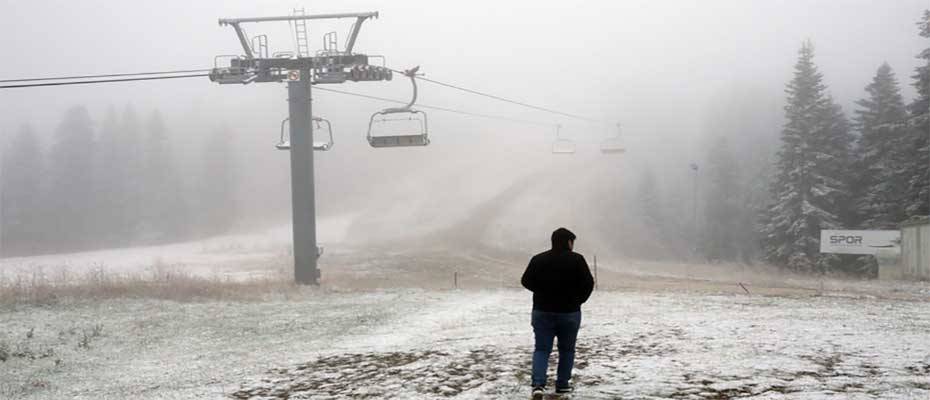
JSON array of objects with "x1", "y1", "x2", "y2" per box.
[{"x1": 819, "y1": 230, "x2": 900, "y2": 255}]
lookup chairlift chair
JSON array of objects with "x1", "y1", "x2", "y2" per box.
[
  {"x1": 367, "y1": 66, "x2": 430, "y2": 148},
  {"x1": 275, "y1": 116, "x2": 335, "y2": 151},
  {"x1": 551, "y1": 124, "x2": 576, "y2": 154},
  {"x1": 600, "y1": 123, "x2": 626, "y2": 154}
]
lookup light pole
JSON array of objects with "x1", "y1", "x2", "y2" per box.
[{"x1": 689, "y1": 162, "x2": 699, "y2": 260}]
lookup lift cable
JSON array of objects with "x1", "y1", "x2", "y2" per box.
[
  {"x1": 1, "y1": 66, "x2": 602, "y2": 126},
  {"x1": 0, "y1": 73, "x2": 210, "y2": 89},
  {"x1": 1, "y1": 71, "x2": 562, "y2": 127},
  {"x1": 314, "y1": 86, "x2": 557, "y2": 127},
  {"x1": 0, "y1": 69, "x2": 213, "y2": 84},
  {"x1": 385, "y1": 67, "x2": 603, "y2": 124},
  {"x1": 0, "y1": 69, "x2": 561, "y2": 127}
]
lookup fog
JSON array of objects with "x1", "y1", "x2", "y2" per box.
[
  {"x1": 1, "y1": 0, "x2": 927, "y2": 262},
  {"x1": 4, "y1": 3, "x2": 930, "y2": 397}
]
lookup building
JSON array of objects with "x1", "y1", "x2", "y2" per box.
[{"x1": 901, "y1": 217, "x2": 930, "y2": 280}]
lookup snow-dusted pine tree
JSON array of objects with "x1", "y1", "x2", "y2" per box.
[
  {"x1": 637, "y1": 166, "x2": 667, "y2": 244},
  {"x1": 95, "y1": 107, "x2": 130, "y2": 244},
  {"x1": 1, "y1": 125, "x2": 45, "y2": 255},
  {"x1": 702, "y1": 136, "x2": 741, "y2": 261},
  {"x1": 852, "y1": 63, "x2": 910, "y2": 229},
  {"x1": 141, "y1": 110, "x2": 189, "y2": 242},
  {"x1": 46, "y1": 106, "x2": 98, "y2": 249},
  {"x1": 760, "y1": 41, "x2": 855, "y2": 273},
  {"x1": 198, "y1": 127, "x2": 238, "y2": 235},
  {"x1": 904, "y1": 10, "x2": 930, "y2": 219}
]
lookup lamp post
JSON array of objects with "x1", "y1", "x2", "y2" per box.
[{"x1": 689, "y1": 162, "x2": 699, "y2": 260}]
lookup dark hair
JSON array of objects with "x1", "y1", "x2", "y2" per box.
[{"x1": 551, "y1": 227, "x2": 576, "y2": 250}]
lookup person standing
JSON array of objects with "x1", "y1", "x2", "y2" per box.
[{"x1": 521, "y1": 227, "x2": 595, "y2": 398}]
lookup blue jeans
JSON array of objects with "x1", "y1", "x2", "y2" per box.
[{"x1": 531, "y1": 310, "x2": 581, "y2": 388}]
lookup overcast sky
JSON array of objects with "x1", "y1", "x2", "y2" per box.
[
  {"x1": 1, "y1": 1, "x2": 927, "y2": 232},
  {"x1": 0, "y1": 0, "x2": 926, "y2": 258},
  {"x1": 1, "y1": 0, "x2": 926, "y2": 136}
]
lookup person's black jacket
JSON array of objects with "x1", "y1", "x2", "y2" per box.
[{"x1": 521, "y1": 249, "x2": 594, "y2": 313}]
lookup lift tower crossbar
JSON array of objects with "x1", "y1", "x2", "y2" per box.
[
  {"x1": 210, "y1": 11, "x2": 387, "y2": 285},
  {"x1": 218, "y1": 12, "x2": 378, "y2": 59}
]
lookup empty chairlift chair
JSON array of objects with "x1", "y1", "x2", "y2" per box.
[
  {"x1": 551, "y1": 124, "x2": 576, "y2": 154},
  {"x1": 367, "y1": 66, "x2": 430, "y2": 148},
  {"x1": 275, "y1": 116, "x2": 335, "y2": 151},
  {"x1": 600, "y1": 123, "x2": 626, "y2": 154}
]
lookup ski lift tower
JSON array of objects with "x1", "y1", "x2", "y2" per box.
[{"x1": 209, "y1": 11, "x2": 391, "y2": 284}]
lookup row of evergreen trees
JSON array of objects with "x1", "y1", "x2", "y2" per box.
[
  {"x1": 1, "y1": 105, "x2": 238, "y2": 256},
  {"x1": 636, "y1": 10, "x2": 929, "y2": 275},
  {"x1": 756, "y1": 11, "x2": 928, "y2": 274}
]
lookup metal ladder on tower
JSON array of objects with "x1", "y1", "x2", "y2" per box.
[{"x1": 293, "y1": 8, "x2": 310, "y2": 57}]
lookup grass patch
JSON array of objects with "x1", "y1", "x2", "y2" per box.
[
  {"x1": 0, "y1": 337, "x2": 56, "y2": 362},
  {"x1": 0, "y1": 259, "x2": 305, "y2": 307}
]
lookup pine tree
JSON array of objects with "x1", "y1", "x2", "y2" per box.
[
  {"x1": 636, "y1": 166, "x2": 672, "y2": 259},
  {"x1": 96, "y1": 107, "x2": 128, "y2": 243},
  {"x1": 638, "y1": 166, "x2": 664, "y2": 233},
  {"x1": 700, "y1": 87, "x2": 780, "y2": 263},
  {"x1": 816, "y1": 99, "x2": 858, "y2": 273},
  {"x1": 905, "y1": 10, "x2": 930, "y2": 219},
  {"x1": 1, "y1": 125, "x2": 45, "y2": 255},
  {"x1": 93, "y1": 105, "x2": 145, "y2": 245},
  {"x1": 818, "y1": 99, "x2": 856, "y2": 224},
  {"x1": 852, "y1": 63, "x2": 909, "y2": 229},
  {"x1": 198, "y1": 127, "x2": 237, "y2": 235},
  {"x1": 119, "y1": 105, "x2": 145, "y2": 240},
  {"x1": 140, "y1": 110, "x2": 188, "y2": 242},
  {"x1": 702, "y1": 136, "x2": 741, "y2": 261},
  {"x1": 46, "y1": 106, "x2": 97, "y2": 250},
  {"x1": 760, "y1": 41, "x2": 855, "y2": 273}
]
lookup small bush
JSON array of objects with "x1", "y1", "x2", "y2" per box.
[
  {"x1": 0, "y1": 340, "x2": 9, "y2": 362},
  {"x1": 91, "y1": 324, "x2": 103, "y2": 338},
  {"x1": 0, "y1": 339, "x2": 54, "y2": 361},
  {"x1": 78, "y1": 332, "x2": 91, "y2": 350}
]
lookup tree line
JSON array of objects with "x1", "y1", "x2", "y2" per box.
[
  {"x1": 1, "y1": 105, "x2": 238, "y2": 257},
  {"x1": 638, "y1": 10, "x2": 929, "y2": 276},
  {"x1": 760, "y1": 10, "x2": 929, "y2": 275}
]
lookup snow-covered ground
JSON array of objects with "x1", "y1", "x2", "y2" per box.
[
  {"x1": 2, "y1": 287, "x2": 929, "y2": 399},
  {"x1": 2, "y1": 210, "x2": 930, "y2": 399},
  {"x1": 0, "y1": 215, "x2": 356, "y2": 281}
]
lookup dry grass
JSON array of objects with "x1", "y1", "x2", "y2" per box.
[{"x1": 0, "y1": 259, "x2": 305, "y2": 307}]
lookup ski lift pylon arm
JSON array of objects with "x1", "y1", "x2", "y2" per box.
[
  {"x1": 218, "y1": 12, "x2": 379, "y2": 58},
  {"x1": 230, "y1": 23, "x2": 254, "y2": 59},
  {"x1": 345, "y1": 16, "x2": 372, "y2": 54}
]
